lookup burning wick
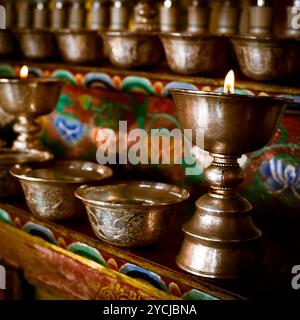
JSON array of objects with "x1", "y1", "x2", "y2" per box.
[
  {"x1": 224, "y1": 70, "x2": 235, "y2": 94},
  {"x1": 20, "y1": 65, "x2": 29, "y2": 79}
]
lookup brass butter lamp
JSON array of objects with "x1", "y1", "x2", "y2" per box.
[
  {"x1": 170, "y1": 71, "x2": 291, "y2": 279},
  {"x1": 0, "y1": 66, "x2": 63, "y2": 152}
]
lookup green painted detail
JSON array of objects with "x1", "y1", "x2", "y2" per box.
[
  {"x1": 67, "y1": 242, "x2": 107, "y2": 267},
  {"x1": 182, "y1": 289, "x2": 218, "y2": 300},
  {"x1": 93, "y1": 99, "x2": 132, "y2": 129},
  {"x1": 131, "y1": 97, "x2": 148, "y2": 129},
  {"x1": 0, "y1": 209, "x2": 14, "y2": 226},
  {"x1": 40, "y1": 130, "x2": 67, "y2": 155},
  {"x1": 56, "y1": 94, "x2": 75, "y2": 113},
  {"x1": 51, "y1": 70, "x2": 78, "y2": 86},
  {"x1": 79, "y1": 94, "x2": 93, "y2": 111},
  {"x1": 145, "y1": 113, "x2": 181, "y2": 130},
  {"x1": 275, "y1": 153, "x2": 300, "y2": 166},
  {"x1": 0, "y1": 64, "x2": 15, "y2": 77},
  {"x1": 121, "y1": 77, "x2": 156, "y2": 96},
  {"x1": 277, "y1": 123, "x2": 289, "y2": 144}
]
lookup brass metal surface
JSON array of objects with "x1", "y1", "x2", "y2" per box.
[
  {"x1": 10, "y1": 161, "x2": 113, "y2": 221},
  {"x1": 160, "y1": 33, "x2": 229, "y2": 75},
  {"x1": 0, "y1": 77, "x2": 63, "y2": 151},
  {"x1": 55, "y1": 30, "x2": 104, "y2": 64},
  {"x1": 230, "y1": 35, "x2": 300, "y2": 81},
  {"x1": 170, "y1": 89, "x2": 290, "y2": 279},
  {"x1": 75, "y1": 182, "x2": 189, "y2": 247},
  {"x1": 0, "y1": 148, "x2": 53, "y2": 198},
  {"x1": 102, "y1": 31, "x2": 164, "y2": 69},
  {"x1": 15, "y1": 29, "x2": 59, "y2": 60}
]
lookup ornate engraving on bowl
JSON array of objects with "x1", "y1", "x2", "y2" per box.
[
  {"x1": 87, "y1": 206, "x2": 170, "y2": 247},
  {"x1": 21, "y1": 182, "x2": 84, "y2": 221},
  {"x1": 75, "y1": 182, "x2": 189, "y2": 247},
  {"x1": 10, "y1": 161, "x2": 113, "y2": 221}
]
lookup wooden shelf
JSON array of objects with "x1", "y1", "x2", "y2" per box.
[{"x1": 0, "y1": 201, "x2": 299, "y2": 300}]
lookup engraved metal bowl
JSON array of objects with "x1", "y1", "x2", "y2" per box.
[
  {"x1": 0, "y1": 148, "x2": 53, "y2": 198},
  {"x1": 10, "y1": 161, "x2": 113, "y2": 221},
  {"x1": 102, "y1": 31, "x2": 164, "y2": 69},
  {"x1": 230, "y1": 35, "x2": 300, "y2": 81},
  {"x1": 15, "y1": 29, "x2": 59, "y2": 60},
  {"x1": 0, "y1": 29, "x2": 18, "y2": 56},
  {"x1": 159, "y1": 33, "x2": 229, "y2": 75},
  {"x1": 75, "y1": 182, "x2": 190, "y2": 247},
  {"x1": 55, "y1": 30, "x2": 104, "y2": 64}
]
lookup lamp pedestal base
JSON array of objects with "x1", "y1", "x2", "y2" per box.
[
  {"x1": 13, "y1": 116, "x2": 44, "y2": 151},
  {"x1": 176, "y1": 154, "x2": 262, "y2": 279}
]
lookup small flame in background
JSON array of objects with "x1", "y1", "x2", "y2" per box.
[
  {"x1": 20, "y1": 65, "x2": 29, "y2": 79},
  {"x1": 224, "y1": 70, "x2": 235, "y2": 94}
]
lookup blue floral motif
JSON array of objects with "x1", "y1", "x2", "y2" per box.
[
  {"x1": 260, "y1": 158, "x2": 300, "y2": 206},
  {"x1": 54, "y1": 115, "x2": 85, "y2": 145}
]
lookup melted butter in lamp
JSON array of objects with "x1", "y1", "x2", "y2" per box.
[
  {"x1": 224, "y1": 70, "x2": 235, "y2": 94},
  {"x1": 20, "y1": 65, "x2": 29, "y2": 79}
]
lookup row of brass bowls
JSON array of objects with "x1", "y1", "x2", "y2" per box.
[
  {"x1": 231, "y1": 35, "x2": 300, "y2": 81},
  {"x1": 3, "y1": 28, "x2": 300, "y2": 81},
  {"x1": 9, "y1": 160, "x2": 189, "y2": 247}
]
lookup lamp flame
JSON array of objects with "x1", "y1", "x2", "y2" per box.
[
  {"x1": 224, "y1": 70, "x2": 235, "y2": 94},
  {"x1": 20, "y1": 66, "x2": 29, "y2": 79}
]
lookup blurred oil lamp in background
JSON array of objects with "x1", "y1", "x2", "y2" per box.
[
  {"x1": 0, "y1": 66, "x2": 63, "y2": 153},
  {"x1": 16, "y1": 0, "x2": 32, "y2": 29},
  {"x1": 110, "y1": 0, "x2": 130, "y2": 31},
  {"x1": 249, "y1": 0, "x2": 273, "y2": 36},
  {"x1": 216, "y1": 0, "x2": 240, "y2": 35},
  {"x1": 104, "y1": 0, "x2": 163, "y2": 69},
  {"x1": 50, "y1": 0, "x2": 68, "y2": 30},
  {"x1": 170, "y1": 70, "x2": 291, "y2": 279},
  {"x1": 87, "y1": 0, "x2": 110, "y2": 30},
  {"x1": 187, "y1": 0, "x2": 210, "y2": 34},
  {"x1": 68, "y1": 0, "x2": 86, "y2": 30},
  {"x1": 33, "y1": 0, "x2": 49, "y2": 30},
  {"x1": 286, "y1": 0, "x2": 300, "y2": 37},
  {"x1": 159, "y1": 0, "x2": 180, "y2": 32}
]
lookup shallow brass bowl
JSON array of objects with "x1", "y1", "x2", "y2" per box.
[
  {"x1": 15, "y1": 29, "x2": 59, "y2": 60},
  {"x1": 55, "y1": 30, "x2": 104, "y2": 64},
  {"x1": 160, "y1": 33, "x2": 229, "y2": 75},
  {"x1": 0, "y1": 148, "x2": 53, "y2": 198},
  {"x1": 102, "y1": 31, "x2": 164, "y2": 69},
  {"x1": 10, "y1": 161, "x2": 113, "y2": 221},
  {"x1": 75, "y1": 182, "x2": 190, "y2": 247},
  {"x1": 230, "y1": 35, "x2": 300, "y2": 81}
]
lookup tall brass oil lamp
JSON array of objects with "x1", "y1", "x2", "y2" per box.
[
  {"x1": 170, "y1": 71, "x2": 291, "y2": 279},
  {"x1": 0, "y1": 66, "x2": 63, "y2": 152}
]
